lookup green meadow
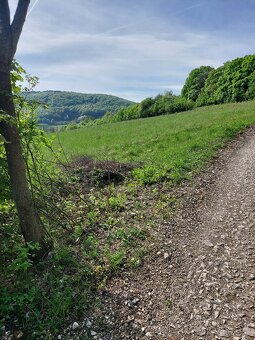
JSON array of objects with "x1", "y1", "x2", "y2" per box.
[{"x1": 57, "y1": 100, "x2": 255, "y2": 183}]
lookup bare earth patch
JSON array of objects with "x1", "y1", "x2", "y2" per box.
[
  {"x1": 84, "y1": 126, "x2": 255, "y2": 340},
  {"x1": 66, "y1": 156, "x2": 137, "y2": 187}
]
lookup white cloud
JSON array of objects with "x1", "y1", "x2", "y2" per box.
[{"x1": 12, "y1": 0, "x2": 255, "y2": 101}]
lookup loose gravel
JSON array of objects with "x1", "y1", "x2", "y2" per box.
[{"x1": 92, "y1": 127, "x2": 255, "y2": 340}]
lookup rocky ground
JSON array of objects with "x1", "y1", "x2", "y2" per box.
[{"x1": 84, "y1": 127, "x2": 255, "y2": 340}]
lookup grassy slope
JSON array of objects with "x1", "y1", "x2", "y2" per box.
[
  {"x1": 57, "y1": 100, "x2": 255, "y2": 181},
  {"x1": 2, "y1": 100, "x2": 255, "y2": 339}
]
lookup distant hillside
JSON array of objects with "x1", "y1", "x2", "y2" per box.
[{"x1": 24, "y1": 91, "x2": 134, "y2": 125}]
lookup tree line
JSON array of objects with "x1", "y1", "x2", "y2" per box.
[{"x1": 97, "y1": 54, "x2": 255, "y2": 125}]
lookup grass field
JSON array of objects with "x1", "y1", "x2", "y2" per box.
[{"x1": 56, "y1": 100, "x2": 255, "y2": 183}]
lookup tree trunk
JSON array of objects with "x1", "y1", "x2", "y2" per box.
[{"x1": 0, "y1": 64, "x2": 51, "y2": 260}]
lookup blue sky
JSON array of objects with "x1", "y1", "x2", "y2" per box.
[{"x1": 9, "y1": 0, "x2": 255, "y2": 102}]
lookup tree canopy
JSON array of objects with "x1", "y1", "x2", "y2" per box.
[
  {"x1": 181, "y1": 66, "x2": 214, "y2": 102},
  {"x1": 196, "y1": 55, "x2": 255, "y2": 106},
  {"x1": 25, "y1": 91, "x2": 134, "y2": 125}
]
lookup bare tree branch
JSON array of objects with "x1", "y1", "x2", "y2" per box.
[{"x1": 11, "y1": 0, "x2": 30, "y2": 56}]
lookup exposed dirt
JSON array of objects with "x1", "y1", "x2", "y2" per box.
[
  {"x1": 66, "y1": 156, "x2": 137, "y2": 187},
  {"x1": 88, "y1": 126, "x2": 255, "y2": 339}
]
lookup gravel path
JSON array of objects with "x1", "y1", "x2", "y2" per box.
[{"x1": 94, "y1": 128, "x2": 255, "y2": 340}]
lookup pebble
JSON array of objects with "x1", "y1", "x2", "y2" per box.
[
  {"x1": 164, "y1": 252, "x2": 170, "y2": 259},
  {"x1": 249, "y1": 274, "x2": 255, "y2": 280},
  {"x1": 219, "y1": 329, "x2": 230, "y2": 338},
  {"x1": 86, "y1": 320, "x2": 92, "y2": 328},
  {"x1": 248, "y1": 323, "x2": 255, "y2": 328},
  {"x1": 145, "y1": 332, "x2": 153, "y2": 337},
  {"x1": 72, "y1": 322, "x2": 79, "y2": 330},
  {"x1": 215, "y1": 310, "x2": 220, "y2": 319},
  {"x1": 203, "y1": 240, "x2": 214, "y2": 247},
  {"x1": 203, "y1": 303, "x2": 212, "y2": 311},
  {"x1": 243, "y1": 327, "x2": 255, "y2": 337},
  {"x1": 126, "y1": 316, "x2": 135, "y2": 323},
  {"x1": 194, "y1": 327, "x2": 206, "y2": 336}
]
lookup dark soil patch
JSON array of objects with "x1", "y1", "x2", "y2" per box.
[{"x1": 66, "y1": 156, "x2": 138, "y2": 187}]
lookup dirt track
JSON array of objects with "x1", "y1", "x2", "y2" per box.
[{"x1": 93, "y1": 127, "x2": 255, "y2": 339}]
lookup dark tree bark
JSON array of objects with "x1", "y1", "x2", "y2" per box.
[{"x1": 0, "y1": 0, "x2": 51, "y2": 259}]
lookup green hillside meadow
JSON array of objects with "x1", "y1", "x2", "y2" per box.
[{"x1": 57, "y1": 100, "x2": 255, "y2": 183}]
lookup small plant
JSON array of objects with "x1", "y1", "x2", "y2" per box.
[
  {"x1": 105, "y1": 249, "x2": 126, "y2": 271},
  {"x1": 82, "y1": 235, "x2": 100, "y2": 260},
  {"x1": 8, "y1": 242, "x2": 40, "y2": 272},
  {"x1": 87, "y1": 210, "x2": 98, "y2": 224},
  {"x1": 128, "y1": 256, "x2": 141, "y2": 268},
  {"x1": 53, "y1": 246, "x2": 78, "y2": 266},
  {"x1": 127, "y1": 246, "x2": 148, "y2": 268},
  {"x1": 108, "y1": 193, "x2": 126, "y2": 210},
  {"x1": 165, "y1": 299, "x2": 172, "y2": 309},
  {"x1": 133, "y1": 165, "x2": 168, "y2": 185}
]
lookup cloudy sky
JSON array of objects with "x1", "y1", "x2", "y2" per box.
[{"x1": 9, "y1": 0, "x2": 255, "y2": 102}]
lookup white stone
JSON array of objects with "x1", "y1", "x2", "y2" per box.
[
  {"x1": 164, "y1": 252, "x2": 169, "y2": 259},
  {"x1": 72, "y1": 322, "x2": 79, "y2": 330},
  {"x1": 86, "y1": 320, "x2": 92, "y2": 327}
]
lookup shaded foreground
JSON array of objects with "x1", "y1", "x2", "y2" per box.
[{"x1": 90, "y1": 127, "x2": 255, "y2": 339}]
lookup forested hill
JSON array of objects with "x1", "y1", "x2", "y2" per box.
[{"x1": 25, "y1": 91, "x2": 134, "y2": 125}]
